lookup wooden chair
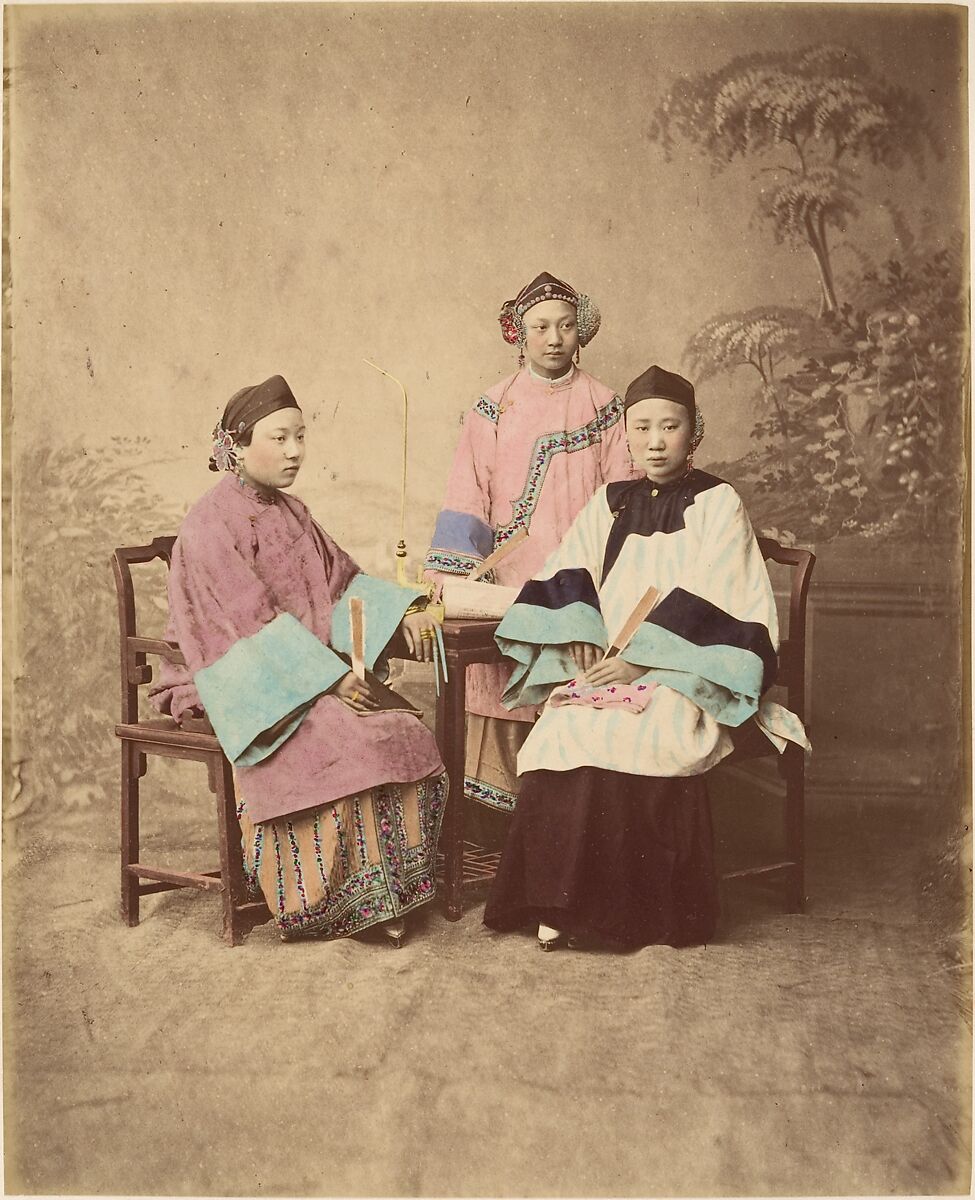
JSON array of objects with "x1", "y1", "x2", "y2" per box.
[
  {"x1": 112, "y1": 535, "x2": 271, "y2": 945},
  {"x1": 718, "y1": 537, "x2": 815, "y2": 912}
]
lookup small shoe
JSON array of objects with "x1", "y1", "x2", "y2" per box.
[
  {"x1": 537, "y1": 923, "x2": 566, "y2": 952},
  {"x1": 382, "y1": 919, "x2": 406, "y2": 948}
]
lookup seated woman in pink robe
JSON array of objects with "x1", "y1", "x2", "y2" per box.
[{"x1": 150, "y1": 375, "x2": 446, "y2": 946}]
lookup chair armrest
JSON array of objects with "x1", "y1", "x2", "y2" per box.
[{"x1": 124, "y1": 637, "x2": 188, "y2": 685}]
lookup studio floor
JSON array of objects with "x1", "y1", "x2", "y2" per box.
[{"x1": 2, "y1": 768, "x2": 970, "y2": 1198}]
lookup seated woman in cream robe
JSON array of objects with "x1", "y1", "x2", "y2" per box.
[{"x1": 483, "y1": 365, "x2": 809, "y2": 951}]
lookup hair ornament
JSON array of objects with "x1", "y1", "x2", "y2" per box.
[
  {"x1": 692, "y1": 408, "x2": 705, "y2": 450},
  {"x1": 574, "y1": 293, "x2": 601, "y2": 347},
  {"x1": 209, "y1": 422, "x2": 239, "y2": 473}
]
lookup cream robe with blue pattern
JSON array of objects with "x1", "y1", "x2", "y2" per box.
[{"x1": 495, "y1": 472, "x2": 809, "y2": 779}]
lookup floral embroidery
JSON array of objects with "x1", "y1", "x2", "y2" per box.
[
  {"x1": 313, "y1": 813, "x2": 330, "y2": 892},
  {"x1": 251, "y1": 775, "x2": 448, "y2": 940},
  {"x1": 474, "y1": 394, "x2": 500, "y2": 425},
  {"x1": 241, "y1": 819, "x2": 263, "y2": 899},
  {"x1": 286, "y1": 821, "x2": 308, "y2": 910},
  {"x1": 464, "y1": 775, "x2": 517, "y2": 813},
  {"x1": 270, "y1": 823, "x2": 286, "y2": 917},
  {"x1": 353, "y1": 798, "x2": 368, "y2": 865},
  {"x1": 331, "y1": 805, "x2": 351, "y2": 875},
  {"x1": 376, "y1": 787, "x2": 405, "y2": 903},
  {"x1": 423, "y1": 547, "x2": 483, "y2": 576},
  {"x1": 493, "y1": 396, "x2": 624, "y2": 547}
]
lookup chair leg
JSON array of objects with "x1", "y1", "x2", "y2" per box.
[
  {"x1": 120, "y1": 743, "x2": 143, "y2": 926},
  {"x1": 212, "y1": 755, "x2": 248, "y2": 946},
  {"x1": 783, "y1": 746, "x2": 806, "y2": 913}
]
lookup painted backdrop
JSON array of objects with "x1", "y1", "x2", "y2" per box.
[{"x1": 5, "y1": 3, "x2": 968, "y2": 846}]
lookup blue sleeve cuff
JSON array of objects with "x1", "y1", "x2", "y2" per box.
[
  {"x1": 331, "y1": 572, "x2": 424, "y2": 680},
  {"x1": 620, "y1": 623, "x2": 765, "y2": 726},
  {"x1": 194, "y1": 612, "x2": 347, "y2": 764},
  {"x1": 499, "y1": 643, "x2": 581, "y2": 710},
  {"x1": 495, "y1": 590, "x2": 608, "y2": 709},
  {"x1": 429, "y1": 509, "x2": 494, "y2": 558}
]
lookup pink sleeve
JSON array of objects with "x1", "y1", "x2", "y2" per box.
[
  {"x1": 166, "y1": 515, "x2": 281, "y2": 673},
  {"x1": 424, "y1": 408, "x2": 498, "y2": 579},
  {"x1": 309, "y1": 518, "x2": 362, "y2": 605},
  {"x1": 149, "y1": 513, "x2": 279, "y2": 720},
  {"x1": 443, "y1": 409, "x2": 496, "y2": 525}
]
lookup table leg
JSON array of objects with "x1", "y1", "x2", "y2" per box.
[{"x1": 436, "y1": 655, "x2": 467, "y2": 921}]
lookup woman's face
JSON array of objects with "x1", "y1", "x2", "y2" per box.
[
  {"x1": 236, "y1": 407, "x2": 306, "y2": 491},
  {"x1": 522, "y1": 299, "x2": 579, "y2": 378},
  {"x1": 626, "y1": 397, "x2": 693, "y2": 484}
]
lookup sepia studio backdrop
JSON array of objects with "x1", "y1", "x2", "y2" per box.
[{"x1": 4, "y1": 4, "x2": 968, "y2": 898}]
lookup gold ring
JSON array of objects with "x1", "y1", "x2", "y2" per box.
[
  {"x1": 351, "y1": 690, "x2": 360, "y2": 702},
  {"x1": 420, "y1": 629, "x2": 434, "y2": 639}
]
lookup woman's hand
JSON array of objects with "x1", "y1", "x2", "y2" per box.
[
  {"x1": 581, "y1": 657, "x2": 647, "y2": 688},
  {"x1": 568, "y1": 642, "x2": 601, "y2": 673},
  {"x1": 400, "y1": 610, "x2": 439, "y2": 663},
  {"x1": 332, "y1": 671, "x2": 380, "y2": 713}
]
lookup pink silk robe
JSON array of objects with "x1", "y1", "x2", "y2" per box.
[
  {"x1": 151, "y1": 475, "x2": 444, "y2": 824},
  {"x1": 424, "y1": 366, "x2": 640, "y2": 720}
]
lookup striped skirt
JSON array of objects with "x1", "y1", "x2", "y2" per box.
[{"x1": 237, "y1": 772, "x2": 447, "y2": 939}]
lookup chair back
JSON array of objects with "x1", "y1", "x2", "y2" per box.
[
  {"x1": 756, "y1": 537, "x2": 815, "y2": 721},
  {"x1": 111, "y1": 536, "x2": 183, "y2": 724}
]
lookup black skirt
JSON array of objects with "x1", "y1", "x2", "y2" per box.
[{"x1": 483, "y1": 767, "x2": 718, "y2": 948}]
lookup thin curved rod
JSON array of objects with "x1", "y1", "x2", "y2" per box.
[{"x1": 364, "y1": 359, "x2": 409, "y2": 583}]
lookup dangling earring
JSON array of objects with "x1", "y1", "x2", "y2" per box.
[
  {"x1": 574, "y1": 345, "x2": 580, "y2": 366},
  {"x1": 686, "y1": 448, "x2": 695, "y2": 472},
  {"x1": 518, "y1": 342, "x2": 525, "y2": 370}
]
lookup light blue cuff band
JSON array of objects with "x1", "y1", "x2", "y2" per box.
[
  {"x1": 195, "y1": 612, "x2": 347, "y2": 764},
  {"x1": 620, "y1": 624, "x2": 765, "y2": 726},
  {"x1": 496, "y1": 600, "x2": 608, "y2": 709},
  {"x1": 496, "y1": 599, "x2": 608, "y2": 650},
  {"x1": 497, "y1": 644, "x2": 581, "y2": 710}
]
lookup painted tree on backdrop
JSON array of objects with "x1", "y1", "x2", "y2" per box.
[
  {"x1": 649, "y1": 45, "x2": 939, "y2": 316},
  {"x1": 650, "y1": 46, "x2": 963, "y2": 544}
]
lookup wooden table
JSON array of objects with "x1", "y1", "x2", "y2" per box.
[{"x1": 433, "y1": 617, "x2": 504, "y2": 920}]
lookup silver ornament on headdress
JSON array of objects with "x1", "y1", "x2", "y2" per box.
[
  {"x1": 574, "y1": 293, "x2": 601, "y2": 347},
  {"x1": 691, "y1": 408, "x2": 705, "y2": 450}
]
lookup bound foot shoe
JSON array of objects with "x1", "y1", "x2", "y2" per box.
[
  {"x1": 537, "y1": 923, "x2": 566, "y2": 952},
  {"x1": 382, "y1": 918, "x2": 406, "y2": 948}
]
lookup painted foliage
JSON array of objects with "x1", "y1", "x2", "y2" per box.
[
  {"x1": 10, "y1": 439, "x2": 180, "y2": 831},
  {"x1": 651, "y1": 45, "x2": 967, "y2": 545}
]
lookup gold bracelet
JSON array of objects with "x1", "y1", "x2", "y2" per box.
[{"x1": 405, "y1": 598, "x2": 428, "y2": 616}]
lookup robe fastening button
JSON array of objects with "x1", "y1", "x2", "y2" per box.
[{"x1": 651, "y1": 488, "x2": 659, "y2": 497}]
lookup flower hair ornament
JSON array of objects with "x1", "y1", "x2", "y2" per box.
[{"x1": 208, "y1": 420, "x2": 244, "y2": 473}]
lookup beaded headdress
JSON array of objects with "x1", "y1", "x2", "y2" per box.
[{"x1": 498, "y1": 271, "x2": 601, "y2": 349}]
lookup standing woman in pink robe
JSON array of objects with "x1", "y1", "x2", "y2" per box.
[
  {"x1": 151, "y1": 375, "x2": 446, "y2": 946},
  {"x1": 424, "y1": 272, "x2": 639, "y2": 835}
]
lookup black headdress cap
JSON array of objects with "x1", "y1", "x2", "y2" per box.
[
  {"x1": 505, "y1": 272, "x2": 579, "y2": 317},
  {"x1": 222, "y1": 374, "x2": 300, "y2": 437},
  {"x1": 623, "y1": 365, "x2": 696, "y2": 417}
]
